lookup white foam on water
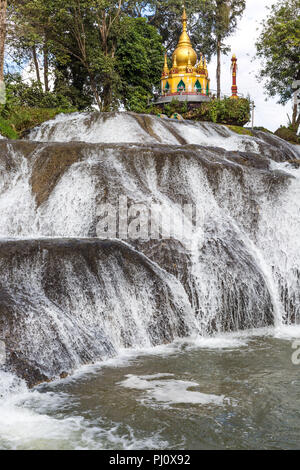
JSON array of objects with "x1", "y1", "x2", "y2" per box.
[
  {"x1": 0, "y1": 370, "x2": 167, "y2": 450},
  {"x1": 0, "y1": 371, "x2": 82, "y2": 450},
  {"x1": 273, "y1": 324, "x2": 300, "y2": 340},
  {"x1": 27, "y1": 112, "x2": 268, "y2": 154},
  {"x1": 119, "y1": 373, "x2": 225, "y2": 406},
  {"x1": 1, "y1": 322, "x2": 298, "y2": 449}
]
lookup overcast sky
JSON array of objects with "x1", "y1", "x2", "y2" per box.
[{"x1": 209, "y1": 0, "x2": 291, "y2": 131}]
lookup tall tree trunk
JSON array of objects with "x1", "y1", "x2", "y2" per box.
[
  {"x1": 216, "y1": 37, "x2": 221, "y2": 99},
  {"x1": 292, "y1": 93, "x2": 299, "y2": 133},
  {"x1": 102, "y1": 80, "x2": 112, "y2": 112},
  {"x1": 89, "y1": 72, "x2": 102, "y2": 111},
  {"x1": 32, "y1": 46, "x2": 42, "y2": 89},
  {"x1": 0, "y1": 0, "x2": 7, "y2": 83},
  {"x1": 43, "y1": 39, "x2": 49, "y2": 92}
]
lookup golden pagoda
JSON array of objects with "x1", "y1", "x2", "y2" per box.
[{"x1": 158, "y1": 7, "x2": 211, "y2": 106}]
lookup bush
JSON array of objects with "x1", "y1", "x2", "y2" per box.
[
  {"x1": 275, "y1": 126, "x2": 299, "y2": 144},
  {"x1": 3, "y1": 73, "x2": 76, "y2": 112},
  {"x1": 184, "y1": 97, "x2": 251, "y2": 126},
  {"x1": 0, "y1": 73, "x2": 78, "y2": 139},
  {"x1": 162, "y1": 99, "x2": 188, "y2": 118},
  {"x1": 124, "y1": 86, "x2": 152, "y2": 114}
]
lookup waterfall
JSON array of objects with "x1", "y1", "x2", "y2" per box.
[{"x1": 0, "y1": 112, "x2": 299, "y2": 385}]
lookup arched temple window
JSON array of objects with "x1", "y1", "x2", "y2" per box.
[
  {"x1": 206, "y1": 83, "x2": 209, "y2": 95},
  {"x1": 195, "y1": 80, "x2": 202, "y2": 93},
  {"x1": 177, "y1": 80, "x2": 186, "y2": 92},
  {"x1": 164, "y1": 81, "x2": 170, "y2": 92}
]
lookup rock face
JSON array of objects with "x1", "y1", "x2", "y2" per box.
[
  {"x1": 0, "y1": 112, "x2": 299, "y2": 385},
  {"x1": 0, "y1": 239, "x2": 192, "y2": 387}
]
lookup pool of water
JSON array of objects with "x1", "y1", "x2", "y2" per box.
[{"x1": 1, "y1": 326, "x2": 300, "y2": 450}]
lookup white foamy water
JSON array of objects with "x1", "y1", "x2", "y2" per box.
[
  {"x1": 1, "y1": 112, "x2": 300, "y2": 449},
  {"x1": 120, "y1": 373, "x2": 225, "y2": 406},
  {"x1": 0, "y1": 369, "x2": 168, "y2": 450},
  {"x1": 0, "y1": 115, "x2": 299, "y2": 368},
  {"x1": 26, "y1": 112, "x2": 278, "y2": 154},
  {"x1": 1, "y1": 326, "x2": 299, "y2": 450}
]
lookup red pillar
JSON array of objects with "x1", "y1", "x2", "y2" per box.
[{"x1": 231, "y1": 55, "x2": 238, "y2": 99}]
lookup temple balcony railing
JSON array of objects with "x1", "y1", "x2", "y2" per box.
[{"x1": 151, "y1": 89, "x2": 245, "y2": 104}]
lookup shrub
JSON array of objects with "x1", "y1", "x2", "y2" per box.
[
  {"x1": 3, "y1": 73, "x2": 75, "y2": 112},
  {"x1": 184, "y1": 98, "x2": 251, "y2": 126},
  {"x1": 275, "y1": 126, "x2": 299, "y2": 144}
]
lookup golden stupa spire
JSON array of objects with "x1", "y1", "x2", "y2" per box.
[
  {"x1": 163, "y1": 53, "x2": 169, "y2": 75},
  {"x1": 177, "y1": 5, "x2": 192, "y2": 48},
  {"x1": 159, "y1": 2, "x2": 210, "y2": 100},
  {"x1": 172, "y1": 4, "x2": 197, "y2": 69},
  {"x1": 182, "y1": 5, "x2": 187, "y2": 32}
]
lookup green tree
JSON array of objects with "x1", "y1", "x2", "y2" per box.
[
  {"x1": 116, "y1": 16, "x2": 164, "y2": 111},
  {"x1": 8, "y1": 0, "x2": 164, "y2": 111},
  {"x1": 8, "y1": 0, "x2": 125, "y2": 110},
  {"x1": 7, "y1": 0, "x2": 52, "y2": 91},
  {"x1": 256, "y1": 0, "x2": 300, "y2": 132}
]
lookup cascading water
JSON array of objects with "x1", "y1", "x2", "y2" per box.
[{"x1": 0, "y1": 112, "x2": 299, "y2": 388}]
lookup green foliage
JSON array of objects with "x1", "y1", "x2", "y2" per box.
[
  {"x1": 256, "y1": 0, "x2": 300, "y2": 105},
  {"x1": 3, "y1": 74, "x2": 76, "y2": 112},
  {"x1": 275, "y1": 126, "x2": 299, "y2": 145},
  {"x1": 116, "y1": 17, "x2": 164, "y2": 112},
  {"x1": 0, "y1": 117, "x2": 19, "y2": 139},
  {"x1": 3, "y1": 106, "x2": 76, "y2": 137},
  {"x1": 158, "y1": 99, "x2": 188, "y2": 118},
  {"x1": 7, "y1": 0, "x2": 247, "y2": 112},
  {"x1": 184, "y1": 98, "x2": 250, "y2": 126},
  {"x1": 0, "y1": 74, "x2": 77, "y2": 138}
]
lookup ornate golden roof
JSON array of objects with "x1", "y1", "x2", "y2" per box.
[{"x1": 172, "y1": 8, "x2": 197, "y2": 70}]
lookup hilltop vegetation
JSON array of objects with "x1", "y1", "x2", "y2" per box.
[
  {"x1": 149, "y1": 97, "x2": 251, "y2": 127},
  {"x1": 0, "y1": 74, "x2": 76, "y2": 138}
]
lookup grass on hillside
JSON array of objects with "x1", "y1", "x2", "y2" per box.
[
  {"x1": 0, "y1": 106, "x2": 77, "y2": 139},
  {"x1": 226, "y1": 125, "x2": 254, "y2": 136},
  {"x1": 0, "y1": 116, "x2": 19, "y2": 139}
]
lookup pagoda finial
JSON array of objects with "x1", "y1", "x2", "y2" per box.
[
  {"x1": 182, "y1": 3, "x2": 187, "y2": 32},
  {"x1": 163, "y1": 53, "x2": 169, "y2": 76}
]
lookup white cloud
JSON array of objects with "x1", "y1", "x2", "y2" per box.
[{"x1": 208, "y1": 0, "x2": 292, "y2": 131}]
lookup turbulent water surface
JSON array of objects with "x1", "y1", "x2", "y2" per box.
[
  {"x1": 1, "y1": 327, "x2": 300, "y2": 450},
  {"x1": 0, "y1": 112, "x2": 300, "y2": 449}
]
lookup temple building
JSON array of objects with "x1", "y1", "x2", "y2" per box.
[{"x1": 155, "y1": 7, "x2": 211, "y2": 108}]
